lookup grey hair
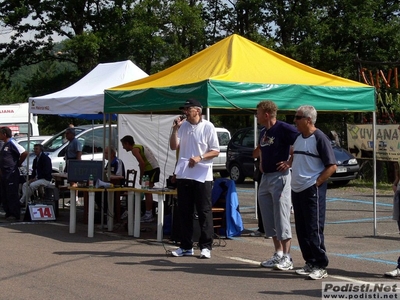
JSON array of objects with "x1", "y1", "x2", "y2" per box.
[
  {"x1": 297, "y1": 105, "x2": 317, "y2": 124},
  {"x1": 105, "y1": 145, "x2": 117, "y2": 155}
]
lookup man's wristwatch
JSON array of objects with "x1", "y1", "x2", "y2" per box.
[{"x1": 200, "y1": 155, "x2": 204, "y2": 161}]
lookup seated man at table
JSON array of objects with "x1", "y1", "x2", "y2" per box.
[
  {"x1": 20, "y1": 144, "x2": 52, "y2": 205},
  {"x1": 95, "y1": 146, "x2": 125, "y2": 217},
  {"x1": 105, "y1": 146, "x2": 125, "y2": 184}
]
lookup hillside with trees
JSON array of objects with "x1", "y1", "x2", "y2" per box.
[{"x1": 0, "y1": 0, "x2": 399, "y2": 138}]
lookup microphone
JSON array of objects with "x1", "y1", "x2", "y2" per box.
[{"x1": 174, "y1": 114, "x2": 187, "y2": 125}]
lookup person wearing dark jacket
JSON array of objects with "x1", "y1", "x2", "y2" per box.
[
  {"x1": 0, "y1": 127, "x2": 28, "y2": 220},
  {"x1": 20, "y1": 144, "x2": 52, "y2": 205}
]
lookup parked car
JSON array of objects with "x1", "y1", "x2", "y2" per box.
[
  {"x1": 24, "y1": 124, "x2": 118, "y2": 173},
  {"x1": 226, "y1": 126, "x2": 359, "y2": 185},
  {"x1": 14, "y1": 135, "x2": 53, "y2": 152},
  {"x1": 213, "y1": 127, "x2": 231, "y2": 177}
]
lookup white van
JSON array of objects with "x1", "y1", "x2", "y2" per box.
[
  {"x1": 213, "y1": 127, "x2": 231, "y2": 177},
  {"x1": 34, "y1": 124, "x2": 118, "y2": 172},
  {"x1": 0, "y1": 103, "x2": 39, "y2": 136}
]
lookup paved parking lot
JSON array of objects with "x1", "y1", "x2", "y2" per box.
[{"x1": 0, "y1": 181, "x2": 399, "y2": 299}]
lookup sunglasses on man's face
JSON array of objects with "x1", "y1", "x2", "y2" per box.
[{"x1": 294, "y1": 115, "x2": 307, "y2": 120}]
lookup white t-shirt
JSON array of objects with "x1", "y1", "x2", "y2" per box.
[{"x1": 176, "y1": 119, "x2": 219, "y2": 182}]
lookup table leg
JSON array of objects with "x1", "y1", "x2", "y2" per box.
[
  {"x1": 133, "y1": 191, "x2": 141, "y2": 237},
  {"x1": 88, "y1": 191, "x2": 95, "y2": 237},
  {"x1": 107, "y1": 191, "x2": 114, "y2": 232},
  {"x1": 127, "y1": 191, "x2": 134, "y2": 236},
  {"x1": 157, "y1": 194, "x2": 164, "y2": 242},
  {"x1": 69, "y1": 189, "x2": 76, "y2": 234}
]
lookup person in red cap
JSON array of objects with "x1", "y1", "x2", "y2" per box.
[{"x1": 169, "y1": 99, "x2": 220, "y2": 259}]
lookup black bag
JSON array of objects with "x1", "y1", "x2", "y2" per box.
[
  {"x1": 166, "y1": 175, "x2": 177, "y2": 189},
  {"x1": 253, "y1": 159, "x2": 262, "y2": 182}
]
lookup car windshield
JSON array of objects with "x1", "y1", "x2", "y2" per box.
[
  {"x1": 218, "y1": 132, "x2": 230, "y2": 146},
  {"x1": 17, "y1": 139, "x2": 44, "y2": 152},
  {"x1": 42, "y1": 128, "x2": 85, "y2": 152}
]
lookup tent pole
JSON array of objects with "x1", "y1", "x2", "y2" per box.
[
  {"x1": 373, "y1": 111, "x2": 377, "y2": 236},
  {"x1": 254, "y1": 116, "x2": 258, "y2": 220},
  {"x1": 91, "y1": 120, "x2": 95, "y2": 160},
  {"x1": 24, "y1": 104, "x2": 32, "y2": 207}
]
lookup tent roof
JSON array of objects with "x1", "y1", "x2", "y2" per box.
[
  {"x1": 105, "y1": 34, "x2": 375, "y2": 114},
  {"x1": 29, "y1": 60, "x2": 148, "y2": 115}
]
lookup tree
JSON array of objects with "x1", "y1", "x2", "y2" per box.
[{"x1": 2, "y1": 0, "x2": 400, "y2": 139}]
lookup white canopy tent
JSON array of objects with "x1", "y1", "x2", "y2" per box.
[
  {"x1": 26, "y1": 60, "x2": 177, "y2": 187},
  {"x1": 25, "y1": 60, "x2": 149, "y2": 185},
  {"x1": 28, "y1": 60, "x2": 148, "y2": 114}
]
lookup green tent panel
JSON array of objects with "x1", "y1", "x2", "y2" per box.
[{"x1": 105, "y1": 35, "x2": 375, "y2": 114}]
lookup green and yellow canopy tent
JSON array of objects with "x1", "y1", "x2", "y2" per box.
[
  {"x1": 104, "y1": 34, "x2": 375, "y2": 114},
  {"x1": 105, "y1": 34, "x2": 381, "y2": 234},
  {"x1": 104, "y1": 34, "x2": 380, "y2": 234}
]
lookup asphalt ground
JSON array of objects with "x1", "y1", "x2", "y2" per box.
[{"x1": 0, "y1": 181, "x2": 399, "y2": 300}]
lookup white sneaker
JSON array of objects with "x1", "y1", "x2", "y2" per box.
[
  {"x1": 140, "y1": 214, "x2": 154, "y2": 223},
  {"x1": 308, "y1": 267, "x2": 328, "y2": 280},
  {"x1": 250, "y1": 230, "x2": 263, "y2": 237},
  {"x1": 274, "y1": 255, "x2": 293, "y2": 271},
  {"x1": 200, "y1": 248, "x2": 211, "y2": 259},
  {"x1": 260, "y1": 253, "x2": 282, "y2": 268},
  {"x1": 171, "y1": 248, "x2": 194, "y2": 257},
  {"x1": 120, "y1": 210, "x2": 128, "y2": 220},
  {"x1": 295, "y1": 263, "x2": 314, "y2": 275},
  {"x1": 385, "y1": 268, "x2": 400, "y2": 277}
]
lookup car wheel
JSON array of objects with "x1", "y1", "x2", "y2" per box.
[
  {"x1": 229, "y1": 163, "x2": 245, "y2": 184},
  {"x1": 219, "y1": 170, "x2": 229, "y2": 178}
]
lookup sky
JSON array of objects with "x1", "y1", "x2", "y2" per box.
[
  {"x1": 0, "y1": 1, "x2": 235, "y2": 44},
  {"x1": 0, "y1": 17, "x2": 66, "y2": 44}
]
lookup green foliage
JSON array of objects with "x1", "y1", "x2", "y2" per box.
[
  {"x1": 0, "y1": 80, "x2": 28, "y2": 104},
  {"x1": 0, "y1": 0, "x2": 400, "y2": 135}
]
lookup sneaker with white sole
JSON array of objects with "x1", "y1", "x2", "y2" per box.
[
  {"x1": 260, "y1": 253, "x2": 282, "y2": 268},
  {"x1": 200, "y1": 248, "x2": 211, "y2": 259},
  {"x1": 140, "y1": 214, "x2": 154, "y2": 223},
  {"x1": 250, "y1": 230, "x2": 263, "y2": 237},
  {"x1": 120, "y1": 210, "x2": 128, "y2": 220},
  {"x1": 308, "y1": 267, "x2": 328, "y2": 280},
  {"x1": 385, "y1": 268, "x2": 400, "y2": 277},
  {"x1": 274, "y1": 255, "x2": 293, "y2": 271},
  {"x1": 171, "y1": 248, "x2": 194, "y2": 257},
  {"x1": 295, "y1": 263, "x2": 314, "y2": 275}
]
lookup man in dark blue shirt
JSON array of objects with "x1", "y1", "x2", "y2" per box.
[
  {"x1": 256, "y1": 101, "x2": 299, "y2": 271},
  {"x1": 0, "y1": 127, "x2": 28, "y2": 220}
]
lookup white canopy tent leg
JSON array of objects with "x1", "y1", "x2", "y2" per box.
[{"x1": 24, "y1": 106, "x2": 32, "y2": 207}]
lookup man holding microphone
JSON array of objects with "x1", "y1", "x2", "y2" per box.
[{"x1": 169, "y1": 99, "x2": 220, "y2": 259}]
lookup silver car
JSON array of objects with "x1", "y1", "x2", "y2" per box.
[{"x1": 25, "y1": 124, "x2": 118, "y2": 173}]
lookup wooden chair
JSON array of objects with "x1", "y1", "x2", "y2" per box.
[
  {"x1": 125, "y1": 169, "x2": 137, "y2": 188},
  {"x1": 212, "y1": 199, "x2": 226, "y2": 234},
  {"x1": 117, "y1": 169, "x2": 137, "y2": 212}
]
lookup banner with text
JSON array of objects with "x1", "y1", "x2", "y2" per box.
[{"x1": 347, "y1": 124, "x2": 400, "y2": 162}]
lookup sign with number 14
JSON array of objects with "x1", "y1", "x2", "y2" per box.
[{"x1": 29, "y1": 205, "x2": 56, "y2": 221}]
